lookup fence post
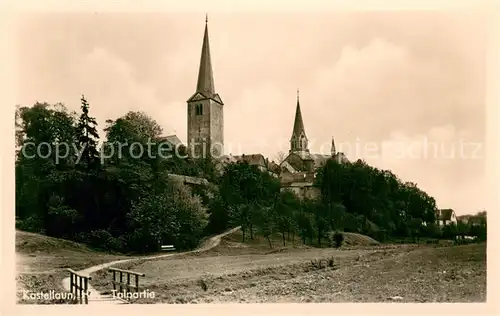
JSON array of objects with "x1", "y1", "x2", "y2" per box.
[
  {"x1": 112, "y1": 270, "x2": 116, "y2": 292},
  {"x1": 67, "y1": 269, "x2": 91, "y2": 305},
  {"x1": 84, "y1": 278, "x2": 89, "y2": 304},
  {"x1": 127, "y1": 274, "x2": 130, "y2": 293},
  {"x1": 108, "y1": 268, "x2": 145, "y2": 301},
  {"x1": 119, "y1": 272, "x2": 123, "y2": 294},
  {"x1": 79, "y1": 276, "x2": 83, "y2": 304}
]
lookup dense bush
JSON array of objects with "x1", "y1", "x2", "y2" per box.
[{"x1": 333, "y1": 231, "x2": 344, "y2": 248}]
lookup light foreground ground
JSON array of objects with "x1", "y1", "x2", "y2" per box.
[
  {"x1": 90, "y1": 231, "x2": 486, "y2": 303},
  {"x1": 15, "y1": 227, "x2": 239, "y2": 304},
  {"x1": 16, "y1": 230, "x2": 128, "y2": 304}
]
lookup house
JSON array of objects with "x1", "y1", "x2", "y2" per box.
[
  {"x1": 436, "y1": 209, "x2": 457, "y2": 226},
  {"x1": 266, "y1": 160, "x2": 281, "y2": 177},
  {"x1": 167, "y1": 173, "x2": 215, "y2": 198},
  {"x1": 157, "y1": 134, "x2": 184, "y2": 155},
  {"x1": 215, "y1": 154, "x2": 238, "y2": 173},
  {"x1": 280, "y1": 171, "x2": 320, "y2": 200},
  {"x1": 233, "y1": 154, "x2": 268, "y2": 172}
]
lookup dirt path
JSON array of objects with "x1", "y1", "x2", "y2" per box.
[{"x1": 61, "y1": 227, "x2": 241, "y2": 305}]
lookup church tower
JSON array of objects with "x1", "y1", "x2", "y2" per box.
[
  {"x1": 289, "y1": 89, "x2": 309, "y2": 154},
  {"x1": 331, "y1": 137, "x2": 336, "y2": 156},
  {"x1": 187, "y1": 16, "x2": 224, "y2": 158}
]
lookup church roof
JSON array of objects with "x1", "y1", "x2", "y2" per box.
[
  {"x1": 187, "y1": 17, "x2": 223, "y2": 105},
  {"x1": 291, "y1": 91, "x2": 307, "y2": 140},
  {"x1": 310, "y1": 153, "x2": 331, "y2": 168},
  {"x1": 197, "y1": 18, "x2": 215, "y2": 95}
]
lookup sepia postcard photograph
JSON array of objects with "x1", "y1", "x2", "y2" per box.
[{"x1": 2, "y1": 0, "x2": 499, "y2": 314}]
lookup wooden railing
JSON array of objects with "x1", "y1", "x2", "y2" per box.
[
  {"x1": 108, "y1": 267, "x2": 145, "y2": 300},
  {"x1": 67, "y1": 268, "x2": 91, "y2": 304}
]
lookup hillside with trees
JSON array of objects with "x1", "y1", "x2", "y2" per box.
[{"x1": 15, "y1": 99, "x2": 486, "y2": 254}]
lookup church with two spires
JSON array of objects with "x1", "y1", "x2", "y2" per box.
[{"x1": 167, "y1": 17, "x2": 348, "y2": 199}]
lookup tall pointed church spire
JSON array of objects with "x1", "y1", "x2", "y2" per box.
[
  {"x1": 292, "y1": 89, "x2": 306, "y2": 140},
  {"x1": 331, "y1": 137, "x2": 336, "y2": 156},
  {"x1": 196, "y1": 16, "x2": 215, "y2": 95},
  {"x1": 290, "y1": 89, "x2": 309, "y2": 153}
]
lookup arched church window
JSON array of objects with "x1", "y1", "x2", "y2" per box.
[
  {"x1": 195, "y1": 104, "x2": 203, "y2": 116},
  {"x1": 300, "y1": 135, "x2": 306, "y2": 148}
]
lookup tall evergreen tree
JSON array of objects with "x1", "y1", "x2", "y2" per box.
[{"x1": 76, "y1": 95, "x2": 100, "y2": 168}]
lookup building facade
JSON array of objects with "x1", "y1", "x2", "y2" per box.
[
  {"x1": 186, "y1": 17, "x2": 224, "y2": 159},
  {"x1": 436, "y1": 208, "x2": 457, "y2": 226}
]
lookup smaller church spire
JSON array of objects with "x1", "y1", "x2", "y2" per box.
[
  {"x1": 205, "y1": 13, "x2": 208, "y2": 23},
  {"x1": 290, "y1": 89, "x2": 308, "y2": 153},
  {"x1": 292, "y1": 89, "x2": 306, "y2": 139},
  {"x1": 331, "y1": 136, "x2": 336, "y2": 156}
]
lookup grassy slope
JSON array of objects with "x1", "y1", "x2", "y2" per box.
[
  {"x1": 16, "y1": 230, "x2": 127, "y2": 304},
  {"x1": 90, "y1": 231, "x2": 486, "y2": 303}
]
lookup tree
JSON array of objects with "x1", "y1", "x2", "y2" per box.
[
  {"x1": 219, "y1": 162, "x2": 280, "y2": 241},
  {"x1": 295, "y1": 203, "x2": 316, "y2": 245},
  {"x1": 127, "y1": 178, "x2": 208, "y2": 252},
  {"x1": 273, "y1": 190, "x2": 300, "y2": 246},
  {"x1": 255, "y1": 206, "x2": 276, "y2": 248},
  {"x1": 313, "y1": 156, "x2": 440, "y2": 242},
  {"x1": 76, "y1": 95, "x2": 100, "y2": 167},
  {"x1": 274, "y1": 151, "x2": 286, "y2": 164},
  {"x1": 15, "y1": 103, "x2": 79, "y2": 230},
  {"x1": 333, "y1": 231, "x2": 344, "y2": 248}
]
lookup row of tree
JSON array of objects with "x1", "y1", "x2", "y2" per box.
[
  {"x1": 209, "y1": 158, "x2": 439, "y2": 247},
  {"x1": 15, "y1": 98, "x2": 486, "y2": 253}
]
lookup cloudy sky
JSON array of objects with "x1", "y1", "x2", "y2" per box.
[{"x1": 16, "y1": 11, "x2": 489, "y2": 215}]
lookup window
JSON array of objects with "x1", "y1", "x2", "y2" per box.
[{"x1": 195, "y1": 104, "x2": 203, "y2": 116}]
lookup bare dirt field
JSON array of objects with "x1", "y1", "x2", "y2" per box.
[
  {"x1": 90, "y1": 231, "x2": 486, "y2": 303},
  {"x1": 15, "y1": 230, "x2": 128, "y2": 304}
]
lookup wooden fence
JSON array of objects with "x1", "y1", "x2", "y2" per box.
[
  {"x1": 109, "y1": 267, "x2": 145, "y2": 300},
  {"x1": 67, "y1": 268, "x2": 91, "y2": 304}
]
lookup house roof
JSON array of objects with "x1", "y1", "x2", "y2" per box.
[
  {"x1": 218, "y1": 154, "x2": 238, "y2": 163},
  {"x1": 280, "y1": 161, "x2": 297, "y2": 173},
  {"x1": 280, "y1": 171, "x2": 316, "y2": 186},
  {"x1": 158, "y1": 134, "x2": 183, "y2": 147},
  {"x1": 310, "y1": 153, "x2": 331, "y2": 168},
  {"x1": 437, "y1": 209, "x2": 455, "y2": 221},
  {"x1": 233, "y1": 154, "x2": 266, "y2": 167},
  {"x1": 267, "y1": 160, "x2": 281, "y2": 173},
  {"x1": 167, "y1": 173, "x2": 209, "y2": 186}
]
